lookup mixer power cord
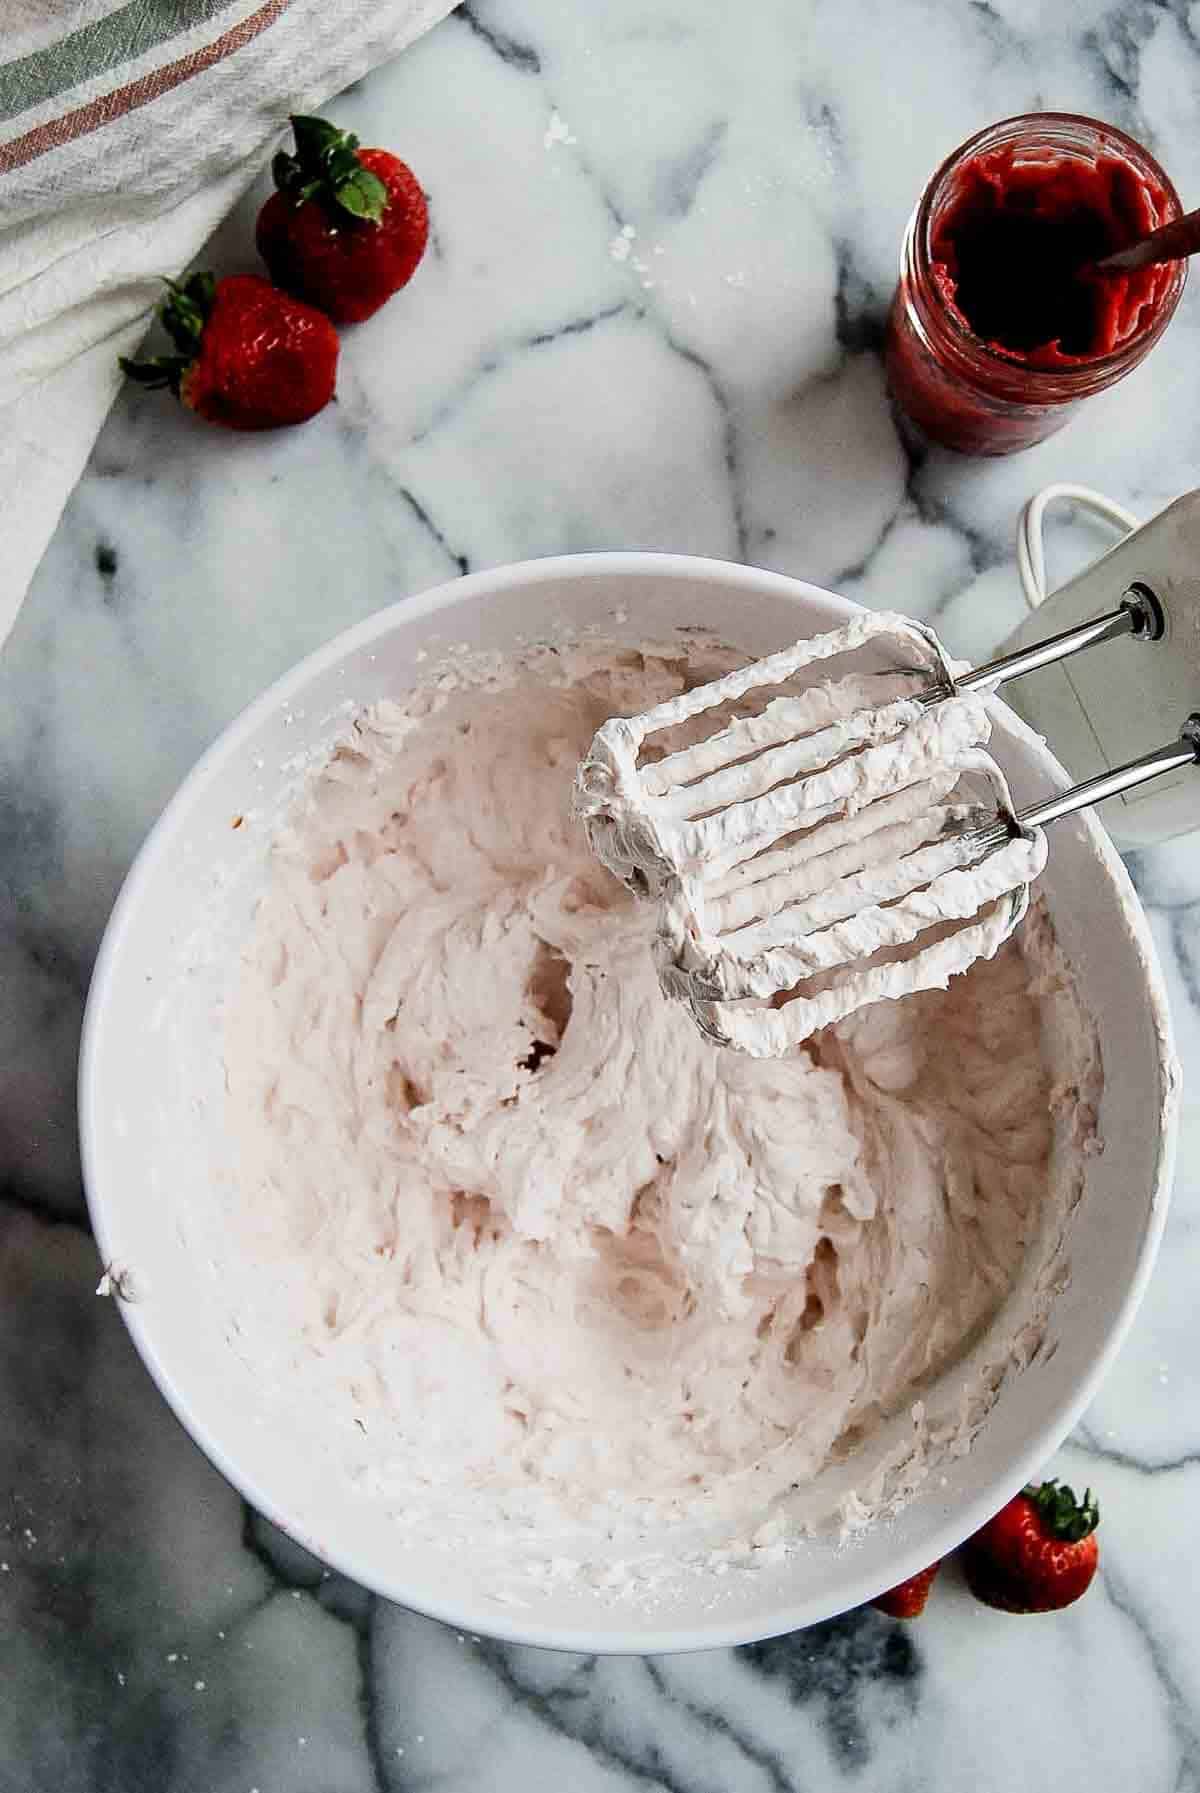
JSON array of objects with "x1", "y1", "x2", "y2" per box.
[{"x1": 1016, "y1": 482, "x2": 1140, "y2": 610}]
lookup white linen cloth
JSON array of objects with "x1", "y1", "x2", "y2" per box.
[{"x1": 0, "y1": 0, "x2": 456, "y2": 647}]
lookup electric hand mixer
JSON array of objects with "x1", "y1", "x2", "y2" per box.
[{"x1": 575, "y1": 487, "x2": 1200, "y2": 1056}]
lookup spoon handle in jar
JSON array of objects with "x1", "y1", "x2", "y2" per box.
[{"x1": 1094, "y1": 205, "x2": 1200, "y2": 275}]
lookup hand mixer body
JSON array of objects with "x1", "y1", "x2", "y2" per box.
[{"x1": 999, "y1": 490, "x2": 1200, "y2": 848}]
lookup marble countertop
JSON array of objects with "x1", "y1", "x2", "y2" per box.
[{"x1": 4, "y1": 2, "x2": 1200, "y2": 1787}]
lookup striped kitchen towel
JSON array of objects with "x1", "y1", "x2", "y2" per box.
[{"x1": 0, "y1": 0, "x2": 455, "y2": 649}]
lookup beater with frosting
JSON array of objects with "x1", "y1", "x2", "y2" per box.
[{"x1": 575, "y1": 613, "x2": 1047, "y2": 1056}]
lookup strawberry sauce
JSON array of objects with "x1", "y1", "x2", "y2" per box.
[
  {"x1": 885, "y1": 115, "x2": 1184, "y2": 455},
  {"x1": 929, "y1": 146, "x2": 1171, "y2": 366}
]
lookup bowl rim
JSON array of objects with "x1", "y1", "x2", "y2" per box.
[{"x1": 79, "y1": 550, "x2": 1179, "y2": 1652}]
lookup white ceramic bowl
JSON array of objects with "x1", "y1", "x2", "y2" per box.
[{"x1": 80, "y1": 554, "x2": 1178, "y2": 1652}]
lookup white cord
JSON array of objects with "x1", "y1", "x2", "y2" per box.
[{"x1": 1016, "y1": 482, "x2": 1140, "y2": 609}]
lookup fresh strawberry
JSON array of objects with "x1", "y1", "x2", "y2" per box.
[
  {"x1": 121, "y1": 273, "x2": 338, "y2": 430},
  {"x1": 962, "y1": 1479, "x2": 1099, "y2": 1613},
  {"x1": 870, "y1": 1560, "x2": 940, "y2": 1618},
  {"x1": 256, "y1": 114, "x2": 428, "y2": 324}
]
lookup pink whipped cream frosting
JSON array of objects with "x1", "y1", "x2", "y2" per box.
[{"x1": 222, "y1": 640, "x2": 1099, "y2": 1568}]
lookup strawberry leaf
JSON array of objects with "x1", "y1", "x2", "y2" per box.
[
  {"x1": 120, "y1": 270, "x2": 215, "y2": 394},
  {"x1": 271, "y1": 148, "x2": 301, "y2": 192},
  {"x1": 120, "y1": 353, "x2": 191, "y2": 397},
  {"x1": 333, "y1": 166, "x2": 388, "y2": 222},
  {"x1": 159, "y1": 272, "x2": 215, "y2": 353},
  {"x1": 1025, "y1": 1478, "x2": 1100, "y2": 1542},
  {"x1": 273, "y1": 113, "x2": 390, "y2": 221},
  {"x1": 290, "y1": 113, "x2": 351, "y2": 165}
]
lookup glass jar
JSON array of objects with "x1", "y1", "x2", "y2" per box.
[{"x1": 885, "y1": 113, "x2": 1185, "y2": 456}]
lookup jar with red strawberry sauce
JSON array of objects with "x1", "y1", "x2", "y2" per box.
[{"x1": 885, "y1": 113, "x2": 1185, "y2": 455}]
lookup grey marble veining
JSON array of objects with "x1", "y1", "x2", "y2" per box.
[{"x1": 3, "y1": 1, "x2": 1200, "y2": 1787}]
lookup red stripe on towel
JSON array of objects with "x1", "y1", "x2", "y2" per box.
[{"x1": 0, "y1": 0, "x2": 293, "y2": 175}]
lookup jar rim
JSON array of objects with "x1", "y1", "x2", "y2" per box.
[{"x1": 911, "y1": 111, "x2": 1186, "y2": 386}]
